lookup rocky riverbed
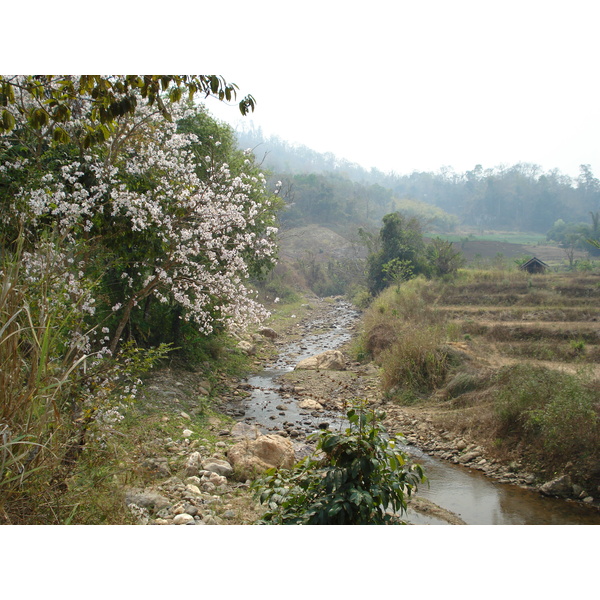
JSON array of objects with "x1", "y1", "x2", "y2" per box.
[{"x1": 122, "y1": 295, "x2": 600, "y2": 524}]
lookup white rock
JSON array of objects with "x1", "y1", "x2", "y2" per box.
[
  {"x1": 298, "y1": 399, "x2": 323, "y2": 410},
  {"x1": 295, "y1": 350, "x2": 346, "y2": 371},
  {"x1": 237, "y1": 341, "x2": 256, "y2": 355},
  {"x1": 173, "y1": 513, "x2": 194, "y2": 525}
]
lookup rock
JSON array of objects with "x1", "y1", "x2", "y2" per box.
[
  {"x1": 457, "y1": 451, "x2": 481, "y2": 464},
  {"x1": 295, "y1": 350, "x2": 346, "y2": 371},
  {"x1": 540, "y1": 475, "x2": 573, "y2": 498},
  {"x1": 228, "y1": 434, "x2": 295, "y2": 479},
  {"x1": 237, "y1": 341, "x2": 256, "y2": 355},
  {"x1": 125, "y1": 489, "x2": 171, "y2": 513},
  {"x1": 185, "y1": 452, "x2": 202, "y2": 476},
  {"x1": 258, "y1": 327, "x2": 278, "y2": 340},
  {"x1": 182, "y1": 429, "x2": 193, "y2": 438},
  {"x1": 185, "y1": 484, "x2": 202, "y2": 496},
  {"x1": 203, "y1": 515, "x2": 221, "y2": 525},
  {"x1": 173, "y1": 513, "x2": 195, "y2": 525},
  {"x1": 231, "y1": 422, "x2": 262, "y2": 440},
  {"x1": 202, "y1": 458, "x2": 234, "y2": 477},
  {"x1": 456, "y1": 439, "x2": 468, "y2": 451},
  {"x1": 298, "y1": 399, "x2": 323, "y2": 410}
]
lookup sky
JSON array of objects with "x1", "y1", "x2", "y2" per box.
[
  {"x1": 10, "y1": 1, "x2": 600, "y2": 180},
  {"x1": 200, "y1": 1, "x2": 600, "y2": 179}
]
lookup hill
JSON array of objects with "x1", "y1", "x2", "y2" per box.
[{"x1": 277, "y1": 225, "x2": 365, "y2": 263}]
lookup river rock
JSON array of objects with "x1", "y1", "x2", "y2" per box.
[
  {"x1": 231, "y1": 422, "x2": 262, "y2": 440},
  {"x1": 295, "y1": 350, "x2": 346, "y2": 371},
  {"x1": 125, "y1": 489, "x2": 171, "y2": 513},
  {"x1": 202, "y1": 458, "x2": 233, "y2": 477},
  {"x1": 228, "y1": 434, "x2": 295, "y2": 479},
  {"x1": 173, "y1": 513, "x2": 195, "y2": 525},
  {"x1": 185, "y1": 484, "x2": 202, "y2": 496},
  {"x1": 456, "y1": 439, "x2": 468, "y2": 451},
  {"x1": 237, "y1": 341, "x2": 256, "y2": 355},
  {"x1": 298, "y1": 399, "x2": 323, "y2": 410},
  {"x1": 185, "y1": 452, "x2": 202, "y2": 476},
  {"x1": 540, "y1": 475, "x2": 573, "y2": 498},
  {"x1": 258, "y1": 327, "x2": 278, "y2": 339},
  {"x1": 457, "y1": 450, "x2": 481, "y2": 464}
]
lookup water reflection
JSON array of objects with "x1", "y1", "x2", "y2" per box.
[{"x1": 407, "y1": 447, "x2": 600, "y2": 525}]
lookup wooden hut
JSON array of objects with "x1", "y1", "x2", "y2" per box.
[{"x1": 519, "y1": 257, "x2": 549, "y2": 274}]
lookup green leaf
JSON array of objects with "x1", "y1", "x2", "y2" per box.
[{"x1": 1, "y1": 109, "x2": 15, "y2": 131}]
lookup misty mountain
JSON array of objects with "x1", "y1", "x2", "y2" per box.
[{"x1": 233, "y1": 124, "x2": 600, "y2": 235}]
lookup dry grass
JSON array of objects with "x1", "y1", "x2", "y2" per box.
[{"x1": 361, "y1": 269, "x2": 600, "y2": 487}]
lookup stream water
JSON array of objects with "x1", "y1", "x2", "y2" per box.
[{"x1": 240, "y1": 299, "x2": 600, "y2": 525}]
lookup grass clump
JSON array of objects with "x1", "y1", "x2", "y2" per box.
[
  {"x1": 379, "y1": 325, "x2": 450, "y2": 397},
  {"x1": 493, "y1": 364, "x2": 599, "y2": 465}
]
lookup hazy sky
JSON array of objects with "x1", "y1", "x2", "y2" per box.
[
  {"x1": 201, "y1": 1, "x2": 600, "y2": 179},
  {"x1": 12, "y1": 0, "x2": 600, "y2": 179}
]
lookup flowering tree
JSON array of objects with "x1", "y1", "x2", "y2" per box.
[
  {"x1": 2, "y1": 81, "x2": 279, "y2": 355},
  {"x1": 0, "y1": 77, "x2": 279, "y2": 511}
]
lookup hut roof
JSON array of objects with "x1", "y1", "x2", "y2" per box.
[{"x1": 519, "y1": 257, "x2": 549, "y2": 272}]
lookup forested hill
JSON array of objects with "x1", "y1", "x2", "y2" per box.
[{"x1": 235, "y1": 125, "x2": 600, "y2": 235}]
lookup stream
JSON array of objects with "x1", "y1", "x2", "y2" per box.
[{"x1": 239, "y1": 299, "x2": 600, "y2": 525}]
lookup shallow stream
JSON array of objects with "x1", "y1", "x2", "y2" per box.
[{"x1": 240, "y1": 300, "x2": 600, "y2": 525}]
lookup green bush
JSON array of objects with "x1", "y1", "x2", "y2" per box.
[
  {"x1": 253, "y1": 403, "x2": 425, "y2": 524},
  {"x1": 493, "y1": 364, "x2": 599, "y2": 460}
]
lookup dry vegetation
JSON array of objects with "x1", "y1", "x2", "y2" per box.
[{"x1": 356, "y1": 269, "x2": 600, "y2": 489}]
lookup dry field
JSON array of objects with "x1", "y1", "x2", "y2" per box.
[
  {"x1": 359, "y1": 269, "x2": 600, "y2": 487},
  {"x1": 436, "y1": 272, "x2": 600, "y2": 377}
]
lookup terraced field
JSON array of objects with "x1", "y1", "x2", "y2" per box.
[
  {"x1": 359, "y1": 269, "x2": 600, "y2": 489},
  {"x1": 435, "y1": 273, "x2": 600, "y2": 376}
]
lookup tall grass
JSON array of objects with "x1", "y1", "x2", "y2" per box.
[
  {"x1": 0, "y1": 243, "x2": 78, "y2": 516},
  {"x1": 359, "y1": 278, "x2": 455, "y2": 397},
  {"x1": 0, "y1": 237, "x2": 169, "y2": 523},
  {"x1": 493, "y1": 364, "x2": 599, "y2": 462}
]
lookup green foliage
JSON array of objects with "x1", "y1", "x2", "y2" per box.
[
  {"x1": 426, "y1": 237, "x2": 465, "y2": 277},
  {"x1": 493, "y1": 364, "x2": 599, "y2": 459},
  {"x1": 254, "y1": 403, "x2": 425, "y2": 524},
  {"x1": 392, "y1": 197, "x2": 459, "y2": 231},
  {"x1": 367, "y1": 212, "x2": 428, "y2": 295},
  {"x1": 0, "y1": 75, "x2": 256, "y2": 143}
]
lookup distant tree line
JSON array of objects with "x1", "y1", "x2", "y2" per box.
[{"x1": 235, "y1": 126, "x2": 600, "y2": 235}]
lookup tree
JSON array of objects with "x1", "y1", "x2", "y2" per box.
[
  {"x1": 254, "y1": 403, "x2": 425, "y2": 524},
  {"x1": 1, "y1": 78, "x2": 279, "y2": 358},
  {"x1": 426, "y1": 237, "x2": 465, "y2": 277},
  {"x1": 367, "y1": 212, "x2": 427, "y2": 295},
  {"x1": 0, "y1": 75, "x2": 255, "y2": 146}
]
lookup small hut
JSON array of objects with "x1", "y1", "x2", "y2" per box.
[{"x1": 519, "y1": 257, "x2": 549, "y2": 274}]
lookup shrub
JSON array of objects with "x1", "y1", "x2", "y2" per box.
[
  {"x1": 253, "y1": 403, "x2": 425, "y2": 524},
  {"x1": 493, "y1": 364, "x2": 599, "y2": 461},
  {"x1": 379, "y1": 325, "x2": 449, "y2": 394}
]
